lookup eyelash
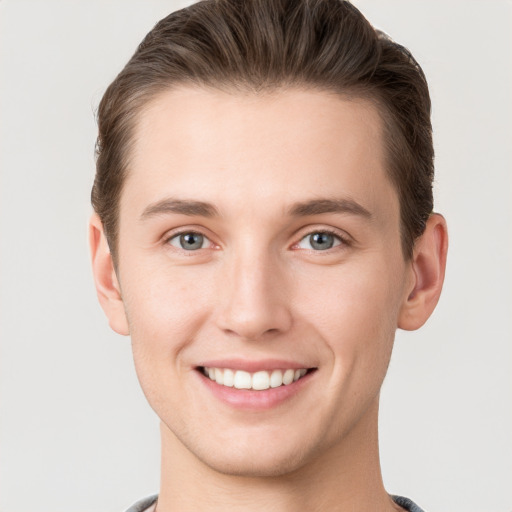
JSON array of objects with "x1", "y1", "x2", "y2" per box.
[
  {"x1": 164, "y1": 227, "x2": 351, "y2": 253},
  {"x1": 293, "y1": 228, "x2": 351, "y2": 252},
  {"x1": 165, "y1": 230, "x2": 215, "y2": 252}
]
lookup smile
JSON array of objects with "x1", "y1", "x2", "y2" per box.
[{"x1": 201, "y1": 367, "x2": 309, "y2": 390}]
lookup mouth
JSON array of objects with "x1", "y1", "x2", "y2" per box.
[{"x1": 198, "y1": 366, "x2": 315, "y2": 391}]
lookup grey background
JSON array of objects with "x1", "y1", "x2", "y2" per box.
[{"x1": 1, "y1": 1, "x2": 510, "y2": 511}]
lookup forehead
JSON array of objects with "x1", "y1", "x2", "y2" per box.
[{"x1": 122, "y1": 86, "x2": 398, "y2": 224}]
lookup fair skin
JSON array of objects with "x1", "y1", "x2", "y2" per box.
[{"x1": 90, "y1": 87, "x2": 447, "y2": 512}]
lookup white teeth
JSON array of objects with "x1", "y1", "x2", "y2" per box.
[
  {"x1": 214, "y1": 368, "x2": 224, "y2": 385},
  {"x1": 202, "y1": 367, "x2": 309, "y2": 390},
  {"x1": 233, "y1": 370, "x2": 252, "y2": 389},
  {"x1": 252, "y1": 371, "x2": 270, "y2": 390},
  {"x1": 223, "y1": 368, "x2": 234, "y2": 387},
  {"x1": 270, "y1": 369, "x2": 283, "y2": 388},
  {"x1": 283, "y1": 369, "x2": 294, "y2": 385},
  {"x1": 293, "y1": 369, "x2": 307, "y2": 381}
]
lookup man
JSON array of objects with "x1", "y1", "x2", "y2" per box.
[{"x1": 89, "y1": 1, "x2": 448, "y2": 510}]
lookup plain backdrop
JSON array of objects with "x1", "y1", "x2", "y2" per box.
[{"x1": 1, "y1": 1, "x2": 511, "y2": 511}]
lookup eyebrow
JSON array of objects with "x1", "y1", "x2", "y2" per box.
[
  {"x1": 140, "y1": 198, "x2": 219, "y2": 220},
  {"x1": 140, "y1": 197, "x2": 372, "y2": 221},
  {"x1": 287, "y1": 198, "x2": 372, "y2": 219}
]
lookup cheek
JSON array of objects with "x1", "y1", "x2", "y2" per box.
[
  {"x1": 297, "y1": 258, "x2": 404, "y2": 373},
  {"x1": 120, "y1": 263, "x2": 217, "y2": 418},
  {"x1": 120, "y1": 261, "x2": 214, "y2": 364}
]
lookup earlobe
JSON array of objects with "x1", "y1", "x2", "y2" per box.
[
  {"x1": 398, "y1": 213, "x2": 448, "y2": 331},
  {"x1": 89, "y1": 213, "x2": 130, "y2": 336}
]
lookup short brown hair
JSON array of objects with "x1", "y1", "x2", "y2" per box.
[{"x1": 92, "y1": 0, "x2": 433, "y2": 262}]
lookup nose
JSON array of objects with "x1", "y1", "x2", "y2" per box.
[{"x1": 215, "y1": 248, "x2": 293, "y2": 341}]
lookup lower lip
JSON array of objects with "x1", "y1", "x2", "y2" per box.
[{"x1": 197, "y1": 370, "x2": 315, "y2": 410}]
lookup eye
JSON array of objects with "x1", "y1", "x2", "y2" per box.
[
  {"x1": 296, "y1": 231, "x2": 343, "y2": 251},
  {"x1": 168, "y1": 232, "x2": 210, "y2": 251}
]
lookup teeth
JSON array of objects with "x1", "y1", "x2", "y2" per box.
[
  {"x1": 270, "y1": 369, "x2": 283, "y2": 388},
  {"x1": 202, "y1": 367, "x2": 309, "y2": 390},
  {"x1": 294, "y1": 369, "x2": 307, "y2": 381},
  {"x1": 283, "y1": 369, "x2": 295, "y2": 385},
  {"x1": 223, "y1": 368, "x2": 234, "y2": 387},
  {"x1": 214, "y1": 368, "x2": 224, "y2": 385},
  {"x1": 252, "y1": 371, "x2": 270, "y2": 390},
  {"x1": 233, "y1": 370, "x2": 252, "y2": 389}
]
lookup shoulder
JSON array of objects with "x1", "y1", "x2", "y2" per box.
[
  {"x1": 392, "y1": 495, "x2": 426, "y2": 512},
  {"x1": 123, "y1": 494, "x2": 158, "y2": 512},
  {"x1": 123, "y1": 494, "x2": 423, "y2": 512}
]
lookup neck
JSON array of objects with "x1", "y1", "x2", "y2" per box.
[{"x1": 157, "y1": 397, "x2": 399, "y2": 512}]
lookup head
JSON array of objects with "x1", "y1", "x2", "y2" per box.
[{"x1": 90, "y1": 0, "x2": 447, "y2": 479}]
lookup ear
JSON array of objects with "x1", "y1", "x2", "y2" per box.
[
  {"x1": 398, "y1": 213, "x2": 448, "y2": 331},
  {"x1": 89, "y1": 213, "x2": 130, "y2": 336}
]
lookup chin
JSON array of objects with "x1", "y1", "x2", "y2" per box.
[
  {"x1": 196, "y1": 447, "x2": 311, "y2": 478},
  {"x1": 172, "y1": 423, "x2": 319, "y2": 478}
]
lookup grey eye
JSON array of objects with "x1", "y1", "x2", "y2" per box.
[
  {"x1": 169, "y1": 232, "x2": 208, "y2": 250},
  {"x1": 297, "y1": 232, "x2": 341, "y2": 251}
]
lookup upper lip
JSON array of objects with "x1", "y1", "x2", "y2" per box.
[{"x1": 197, "y1": 358, "x2": 315, "y2": 372}]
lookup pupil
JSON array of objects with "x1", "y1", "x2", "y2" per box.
[
  {"x1": 180, "y1": 233, "x2": 203, "y2": 250},
  {"x1": 310, "y1": 232, "x2": 333, "y2": 250}
]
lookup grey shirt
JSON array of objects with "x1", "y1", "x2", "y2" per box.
[{"x1": 124, "y1": 494, "x2": 425, "y2": 512}]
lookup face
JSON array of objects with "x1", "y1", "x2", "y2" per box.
[{"x1": 112, "y1": 87, "x2": 414, "y2": 476}]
